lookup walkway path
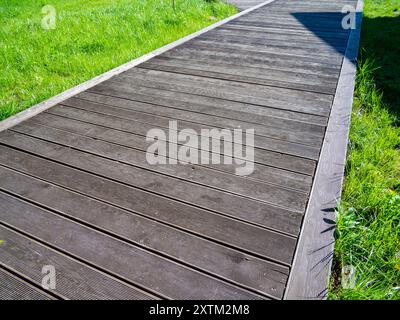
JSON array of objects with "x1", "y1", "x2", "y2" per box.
[{"x1": 0, "y1": 0, "x2": 360, "y2": 299}]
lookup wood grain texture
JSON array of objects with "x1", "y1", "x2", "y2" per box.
[
  {"x1": 88, "y1": 81, "x2": 329, "y2": 126},
  {"x1": 0, "y1": 225, "x2": 155, "y2": 300},
  {"x1": 0, "y1": 167, "x2": 288, "y2": 298},
  {"x1": 0, "y1": 267, "x2": 54, "y2": 300},
  {"x1": 0, "y1": 145, "x2": 300, "y2": 259},
  {"x1": 23, "y1": 114, "x2": 313, "y2": 192},
  {"x1": 0, "y1": 192, "x2": 265, "y2": 299},
  {"x1": 0, "y1": 0, "x2": 277, "y2": 132}
]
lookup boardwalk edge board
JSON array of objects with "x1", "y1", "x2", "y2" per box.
[
  {"x1": 0, "y1": 0, "x2": 276, "y2": 133},
  {"x1": 284, "y1": 0, "x2": 364, "y2": 300}
]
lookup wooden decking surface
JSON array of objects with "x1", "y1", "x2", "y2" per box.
[{"x1": 0, "y1": 0, "x2": 357, "y2": 299}]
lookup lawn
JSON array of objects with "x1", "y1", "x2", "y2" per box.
[
  {"x1": 330, "y1": 0, "x2": 400, "y2": 300},
  {"x1": 0, "y1": 0, "x2": 236, "y2": 121}
]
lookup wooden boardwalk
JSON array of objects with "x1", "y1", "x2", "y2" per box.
[{"x1": 0, "y1": 0, "x2": 361, "y2": 299}]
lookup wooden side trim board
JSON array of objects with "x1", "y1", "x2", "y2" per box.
[
  {"x1": 0, "y1": 0, "x2": 276, "y2": 133},
  {"x1": 284, "y1": 0, "x2": 364, "y2": 300}
]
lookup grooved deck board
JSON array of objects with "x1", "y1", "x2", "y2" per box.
[
  {"x1": 19, "y1": 117, "x2": 313, "y2": 192},
  {"x1": 0, "y1": 192, "x2": 264, "y2": 299},
  {"x1": 88, "y1": 80, "x2": 329, "y2": 126},
  {"x1": 147, "y1": 47, "x2": 341, "y2": 74},
  {"x1": 61, "y1": 96, "x2": 324, "y2": 148},
  {"x1": 0, "y1": 0, "x2": 360, "y2": 299},
  {"x1": 0, "y1": 267, "x2": 53, "y2": 300},
  {"x1": 135, "y1": 61, "x2": 338, "y2": 94},
  {"x1": 0, "y1": 225, "x2": 155, "y2": 300},
  {"x1": 0, "y1": 167, "x2": 288, "y2": 298}
]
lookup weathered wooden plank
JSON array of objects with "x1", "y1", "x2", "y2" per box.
[
  {"x1": 231, "y1": 14, "x2": 349, "y2": 26},
  {"x1": 64, "y1": 96, "x2": 323, "y2": 148},
  {"x1": 116, "y1": 68, "x2": 334, "y2": 109},
  {"x1": 143, "y1": 53, "x2": 338, "y2": 85},
  {"x1": 208, "y1": 28, "x2": 349, "y2": 47},
  {"x1": 88, "y1": 81, "x2": 329, "y2": 127},
  {"x1": 0, "y1": 225, "x2": 156, "y2": 300},
  {"x1": 221, "y1": 23, "x2": 349, "y2": 40},
  {"x1": 25, "y1": 114, "x2": 313, "y2": 192},
  {"x1": 243, "y1": 12, "x2": 347, "y2": 22},
  {"x1": 284, "y1": 0, "x2": 364, "y2": 300},
  {"x1": 10, "y1": 122, "x2": 310, "y2": 205},
  {"x1": 0, "y1": 192, "x2": 265, "y2": 299},
  {"x1": 138, "y1": 58, "x2": 337, "y2": 94},
  {"x1": 238, "y1": 12, "x2": 347, "y2": 22},
  {"x1": 0, "y1": 0, "x2": 277, "y2": 133},
  {"x1": 48, "y1": 104, "x2": 321, "y2": 159},
  {"x1": 265, "y1": 0, "x2": 353, "y2": 5},
  {"x1": 0, "y1": 145, "x2": 301, "y2": 257},
  {"x1": 0, "y1": 0, "x2": 360, "y2": 300},
  {"x1": 109, "y1": 78, "x2": 332, "y2": 116},
  {"x1": 0, "y1": 129, "x2": 308, "y2": 222},
  {"x1": 227, "y1": 20, "x2": 349, "y2": 38},
  {"x1": 227, "y1": 0, "x2": 266, "y2": 10},
  {"x1": 257, "y1": 5, "x2": 353, "y2": 12},
  {"x1": 108, "y1": 77, "x2": 332, "y2": 118},
  {"x1": 0, "y1": 166, "x2": 289, "y2": 298},
  {"x1": 189, "y1": 38, "x2": 344, "y2": 63},
  {"x1": 198, "y1": 33, "x2": 346, "y2": 53},
  {"x1": 247, "y1": 11, "x2": 350, "y2": 19},
  {"x1": 159, "y1": 46, "x2": 341, "y2": 76},
  {"x1": 61, "y1": 96, "x2": 323, "y2": 148},
  {"x1": 77, "y1": 91, "x2": 326, "y2": 138},
  {"x1": 45, "y1": 107, "x2": 317, "y2": 175},
  {"x1": 0, "y1": 267, "x2": 54, "y2": 300},
  {"x1": 251, "y1": 3, "x2": 354, "y2": 12},
  {"x1": 181, "y1": 39, "x2": 344, "y2": 67}
]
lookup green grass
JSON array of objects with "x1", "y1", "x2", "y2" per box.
[
  {"x1": 0, "y1": 0, "x2": 236, "y2": 120},
  {"x1": 358, "y1": 0, "x2": 400, "y2": 111},
  {"x1": 330, "y1": 0, "x2": 400, "y2": 300}
]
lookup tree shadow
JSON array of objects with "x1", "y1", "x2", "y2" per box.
[
  {"x1": 291, "y1": 12, "x2": 351, "y2": 57},
  {"x1": 359, "y1": 14, "x2": 400, "y2": 119},
  {"x1": 291, "y1": 11, "x2": 400, "y2": 119}
]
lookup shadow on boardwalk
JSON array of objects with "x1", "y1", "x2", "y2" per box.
[{"x1": 294, "y1": 11, "x2": 400, "y2": 118}]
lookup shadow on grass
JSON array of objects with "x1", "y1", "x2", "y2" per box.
[
  {"x1": 359, "y1": 15, "x2": 400, "y2": 120},
  {"x1": 291, "y1": 11, "x2": 399, "y2": 120}
]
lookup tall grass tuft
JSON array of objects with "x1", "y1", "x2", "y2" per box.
[{"x1": 330, "y1": 58, "x2": 400, "y2": 300}]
